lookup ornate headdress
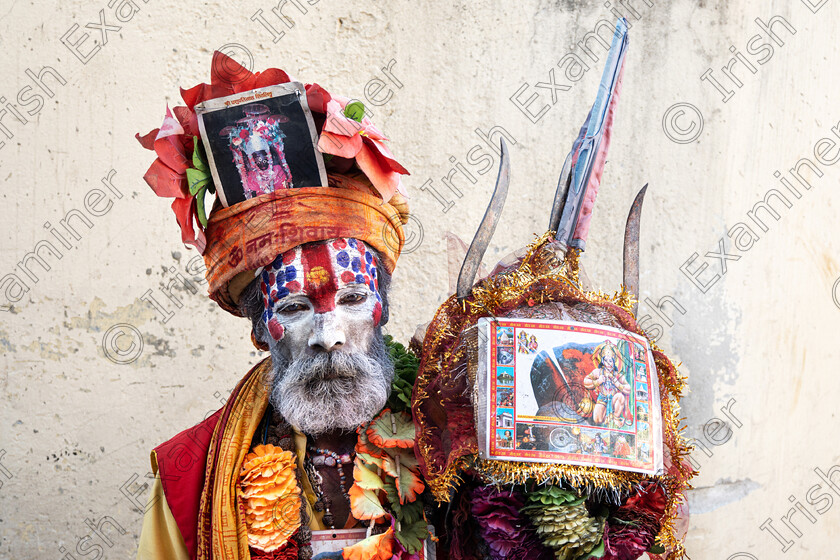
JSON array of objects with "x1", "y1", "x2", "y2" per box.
[
  {"x1": 137, "y1": 52, "x2": 410, "y2": 314},
  {"x1": 412, "y1": 19, "x2": 695, "y2": 560}
]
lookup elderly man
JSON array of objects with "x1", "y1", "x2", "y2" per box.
[{"x1": 135, "y1": 53, "x2": 427, "y2": 560}]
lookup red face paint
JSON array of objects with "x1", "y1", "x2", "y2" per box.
[
  {"x1": 300, "y1": 243, "x2": 339, "y2": 313},
  {"x1": 259, "y1": 238, "x2": 384, "y2": 339}
]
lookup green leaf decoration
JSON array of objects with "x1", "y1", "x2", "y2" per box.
[
  {"x1": 186, "y1": 167, "x2": 211, "y2": 196},
  {"x1": 195, "y1": 187, "x2": 209, "y2": 228},
  {"x1": 192, "y1": 136, "x2": 209, "y2": 173},
  {"x1": 398, "y1": 500, "x2": 422, "y2": 525},
  {"x1": 648, "y1": 544, "x2": 666, "y2": 554},
  {"x1": 349, "y1": 484, "x2": 388, "y2": 521},
  {"x1": 384, "y1": 479, "x2": 399, "y2": 506},
  {"x1": 379, "y1": 455, "x2": 424, "y2": 505},
  {"x1": 355, "y1": 451, "x2": 384, "y2": 470},
  {"x1": 383, "y1": 445, "x2": 420, "y2": 471},
  {"x1": 186, "y1": 137, "x2": 215, "y2": 227},
  {"x1": 383, "y1": 479, "x2": 423, "y2": 524},
  {"x1": 357, "y1": 420, "x2": 386, "y2": 456},
  {"x1": 384, "y1": 336, "x2": 420, "y2": 413},
  {"x1": 522, "y1": 486, "x2": 585, "y2": 511},
  {"x1": 344, "y1": 101, "x2": 366, "y2": 123},
  {"x1": 366, "y1": 409, "x2": 416, "y2": 449},
  {"x1": 394, "y1": 463, "x2": 424, "y2": 505},
  {"x1": 394, "y1": 518, "x2": 429, "y2": 554},
  {"x1": 525, "y1": 487, "x2": 605, "y2": 560}
]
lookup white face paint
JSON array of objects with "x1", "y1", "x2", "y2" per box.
[
  {"x1": 260, "y1": 239, "x2": 392, "y2": 434},
  {"x1": 271, "y1": 285, "x2": 379, "y2": 365},
  {"x1": 259, "y1": 238, "x2": 383, "y2": 356}
]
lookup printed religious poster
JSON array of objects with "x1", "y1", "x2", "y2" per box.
[
  {"x1": 476, "y1": 318, "x2": 664, "y2": 475},
  {"x1": 195, "y1": 82, "x2": 328, "y2": 207}
]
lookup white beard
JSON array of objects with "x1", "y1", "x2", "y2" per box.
[{"x1": 268, "y1": 334, "x2": 393, "y2": 435}]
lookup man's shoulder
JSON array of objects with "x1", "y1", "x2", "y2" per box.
[
  {"x1": 149, "y1": 407, "x2": 226, "y2": 560},
  {"x1": 153, "y1": 408, "x2": 224, "y2": 474}
]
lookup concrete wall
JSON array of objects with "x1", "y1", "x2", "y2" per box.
[{"x1": 1, "y1": 0, "x2": 838, "y2": 558}]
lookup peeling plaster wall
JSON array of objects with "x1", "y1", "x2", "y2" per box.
[{"x1": 1, "y1": 0, "x2": 839, "y2": 558}]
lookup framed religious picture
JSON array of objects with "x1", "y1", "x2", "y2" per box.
[
  {"x1": 475, "y1": 317, "x2": 665, "y2": 475},
  {"x1": 195, "y1": 82, "x2": 328, "y2": 207}
]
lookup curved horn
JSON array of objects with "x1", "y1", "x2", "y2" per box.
[
  {"x1": 457, "y1": 138, "x2": 511, "y2": 302},
  {"x1": 623, "y1": 184, "x2": 647, "y2": 316},
  {"x1": 547, "y1": 151, "x2": 573, "y2": 237}
]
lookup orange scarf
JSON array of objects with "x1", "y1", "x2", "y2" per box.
[{"x1": 196, "y1": 359, "x2": 271, "y2": 560}]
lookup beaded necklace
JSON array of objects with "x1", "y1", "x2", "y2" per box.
[{"x1": 304, "y1": 445, "x2": 353, "y2": 529}]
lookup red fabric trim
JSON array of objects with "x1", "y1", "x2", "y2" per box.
[{"x1": 154, "y1": 408, "x2": 223, "y2": 560}]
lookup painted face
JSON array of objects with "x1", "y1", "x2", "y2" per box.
[{"x1": 259, "y1": 238, "x2": 383, "y2": 353}]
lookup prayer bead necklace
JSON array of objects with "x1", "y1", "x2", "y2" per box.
[{"x1": 305, "y1": 445, "x2": 353, "y2": 529}]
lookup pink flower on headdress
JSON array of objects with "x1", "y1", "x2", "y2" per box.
[{"x1": 318, "y1": 97, "x2": 409, "y2": 202}]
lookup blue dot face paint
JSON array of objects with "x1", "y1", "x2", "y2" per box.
[{"x1": 259, "y1": 238, "x2": 383, "y2": 341}]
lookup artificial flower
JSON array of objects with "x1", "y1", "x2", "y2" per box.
[
  {"x1": 239, "y1": 444, "x2": 302, "y2": 552},
  {"x1": 523, "y1": 486, "x2": 604, "y2": 560},
  {"x1": 602, "y1": 508, "x2": 659, "y2": 560},
  {"x1": 349, "y1": 483, "x2": 388, "y2": 521},
  {"x1": 318, "y1": 97, "x2": 409, "y2": 202},
  {"x1": 471, "y1": 487, "x2": 553, "y2": 560},
  {"x1": 136, "y1": 106, "x2": 207, "y2": 251},
  {"x1": 624, "y1": 481, "x2": 667, "y2": 519},
  {"x1": 341, "y1": 527, "x2": 394, "y2": 560},
  {"x1": 366, "y1": 409, "x2": 416, "y2": 449}
]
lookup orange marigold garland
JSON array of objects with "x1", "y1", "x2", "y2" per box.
[{"x1": 240, "y1": 445, "x2": 302, "y2": 553}]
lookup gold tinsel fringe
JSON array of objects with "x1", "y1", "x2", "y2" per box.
[{"x1": 414, "y1": 232, "x2": 696, "y2": 560}]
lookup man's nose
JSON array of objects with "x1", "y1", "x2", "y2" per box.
[{"x1": 308, "y1": 313, "x2": 346, "y2": 352}]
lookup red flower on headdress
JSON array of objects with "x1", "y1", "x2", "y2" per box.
[
  {"x1": 137, "y1": 51, "x2": 408, "y2": 252},
  {"x1": 136, "y1": 106, "x2": 206, "y2": 251}
]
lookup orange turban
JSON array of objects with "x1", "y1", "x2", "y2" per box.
[
  {"x1": 135, "y1": 53, "x2": 412, "y2": 315},
  {"x1": 203, "y1": 173, "x2": 408, "y2": 315}
]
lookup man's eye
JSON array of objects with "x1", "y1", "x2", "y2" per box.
[
  {"x1": 339, "y1": 293, "x2": 367, "y2": 305},
  {"x1": 277, "y1": 302, "x2": 308, "y2": 314}
]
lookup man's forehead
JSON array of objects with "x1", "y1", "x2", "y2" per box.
[
  {"x1": 268, "y1": 238, "x2": 376, "y2": 277},
  {"x1": 261, "y1": 237, "x2": 380, "y2": 299},
  {"x1": 259, "y1": 237, "x2": 383, "y2": 328}
]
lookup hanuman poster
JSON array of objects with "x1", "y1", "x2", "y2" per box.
[{"x1": 477, "y1": 318, "x2": 664, "y2": 475}]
